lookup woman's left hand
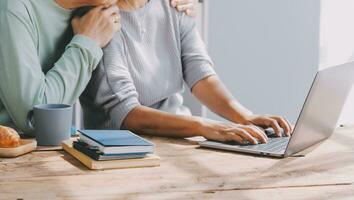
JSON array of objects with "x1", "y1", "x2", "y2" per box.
[
  {"x1": 171, "y1": 0, "x2": 197, "y2": 17},
  {"x1": 243, "y1": 114, "x2": 293, "y2": 137}
]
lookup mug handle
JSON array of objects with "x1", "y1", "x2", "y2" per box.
[{"x1": 27, "y1": 110, "x2": 35, "y2": 131}]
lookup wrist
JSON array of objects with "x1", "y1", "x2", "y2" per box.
[
  {"x1": 190, "y1": 117, "x2": 207, "y2": 137},
  {"x1": 229, "y1": 111, "x2": 254, "y2": 125},
  {"x1": 238, "y1": 114, "x2": 254, "y2": 125},
  {"x1": 69, "y1": 35, "x2": 103, "y2": 62},
  {"x1": 76, "y1": 33, "x2": 99, "y2": 45},
  {"x1": 73, "y1": 34, "x2": 100, "y2": 47},
  {"x1": 224, "y1": 100, "x2": 253, "y2": 125}
]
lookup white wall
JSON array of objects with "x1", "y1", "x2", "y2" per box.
[
  {"x1": 319, "y1": 0, "x2": 354, "y2": 125},
  {"x1": 206, "y1": 0, "x2": 321, "y2": 123}
]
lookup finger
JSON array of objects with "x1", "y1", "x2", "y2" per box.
[
  {"x1": 112, "y1": 20, "x2": 121, "y2": 32},
  {"x1": 186, "y1": 9, "x2": 197, "y2": 17},
  {"x1": 242, "y1": 126, "x2": 268, "y2": 143},
  {"x1": 285, "y1": 118, "x2": 295, "y2": 133},
  {"x1": 232, "y1": 128, "x2": 258, "y2": 145},
  {"x1": 240, "y1": 126, "x2": 266, "y2": 143},
  {"x1": 253, "y1": 126, "x2": 268, "y2": 142},
  {"x1": 271, "y1": 116, "x2": 291, "y2": 137},
  {"x1": 79, "y1": 6, "x2": 103, "y2": 19},
  {"x1": 177, "y1": 3, "x2": 194, "y2": 12},
  {"x1": 179, "y1": 0, "x2": 195, "y2": 5},
  {"x1": 267, "y1": 119, "x2": 283, "y2": 137},
  {"x1": 171, "y1": 0, "x2": 177, "y2": 7},
  {"x1": 171, "y1": 0, "x2": 194, "y2": 7},
  {"x1": 84, "y1": 5, "x2": 107, "y2": 18},
  {"x1": 111, "y1": 13, "x2": 120, "y2": 23},
  {"x1": 224, "y1": 132, "x2": 244, "y2": 144},
  {"x1": 102, "y1": 4, "x2": 120, "y2": 16},
  {"x1": 71, "y1": 16, "x2": 79, "y2": 25},
  {"x1": 89, "y1": 5, "x2": 106, "y2": 13},
  {"x1": 90, "y1": 0, "x2": 117, "y2": 6},
  {"x1": 97, "y1": 0, "x2": 118, "y2": 6},
  {"x1": 108, "y1": 13, "x2": 120, "y2": 32},
  {"x1": 104, "y1": 0, "x2": 118, "y2": 6}
]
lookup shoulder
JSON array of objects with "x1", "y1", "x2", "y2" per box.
[
  {"x1": 111, "y1": 31, "x2": 125, "y2": 44},
  {"x1": 148, "y1": 0, "x2": 181, "y2": 20},
  {"x1": 152, "y1": 0, "x2": 190, "y2": 32},
  {"x1": 0, "y1": 0, "x2": 32, "y2": 15},
  {"x1": 0, "y1": 0, "x2": 35, "y2": 29},
  {"x1": 104, "y1": 32, "x2": 125, "y2": 53},
  {"x1": 157, "y1": 0, "x2": 181, "y2": 17},
  {"x1": 102, "y1": 32, "x2": 127, "y2": 66},
  {"x1": 157, "y1": 0, "x2": 195, "y2": 24}
]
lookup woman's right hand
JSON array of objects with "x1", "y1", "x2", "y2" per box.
[
  {"x1": 72, "y1": 5, "x2": 121, "y2": 48},
  {"x1": 197, "y1": 119, "x2": 269, "y2": 145}
]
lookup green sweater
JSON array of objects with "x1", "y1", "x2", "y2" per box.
[{"x1": 0, "y1": 0, "x2": 103, "y2": 134}]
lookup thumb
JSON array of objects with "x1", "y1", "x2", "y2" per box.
[
  {"x1": 71, "y1": 17, "x2": 81, "y2": 34},
  {"x1": 71, "y1": 16, "x2": 80, "y2": 26}
]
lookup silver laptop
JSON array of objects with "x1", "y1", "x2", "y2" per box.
[{"x1": 199, "y1": 61, "x2": 354, "y2": 158}]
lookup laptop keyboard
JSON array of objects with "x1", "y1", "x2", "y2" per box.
[
  {"x1": 237, "y1": 137, "x2": 289, "y2": 153},
  {"x1": 200, "y1": 128, "x2": 292, "y2": 155}
]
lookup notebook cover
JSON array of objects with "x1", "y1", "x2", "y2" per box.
[
  {"x1": 78, "y1": 130, "x2": 154, "y2": 147},
  {"x1": 73, "y1": 141, "x2": 147, "y2": 161},
  {"x1": 62, "y1": 140, "x2": 160, "y2": 170}
]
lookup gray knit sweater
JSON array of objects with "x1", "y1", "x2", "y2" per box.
[{"x1": 80, "y1": 0, "x2": 216, "y2": 129}]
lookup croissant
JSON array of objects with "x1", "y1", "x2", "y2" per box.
[{"x1": 0, "y1": 125, "x2": 21, "y2": 148}]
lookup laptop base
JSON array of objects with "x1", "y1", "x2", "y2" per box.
[{"x1": 199, "y1": 137, "x2": 290, "y2": 158}]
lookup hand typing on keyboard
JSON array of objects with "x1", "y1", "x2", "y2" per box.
[
  {"x1": 242, "y1": 114, "x2": 293, "y2": 137},
  {"x1": 264, "y1": 128, "x2": 289, "y2": 138}
]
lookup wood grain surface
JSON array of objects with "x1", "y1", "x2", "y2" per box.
[{"x1": 1, "y1": 127, "x2": 354, "y2": 200}]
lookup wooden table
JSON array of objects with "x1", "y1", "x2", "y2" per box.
[{"x1": 1, "y1": 127, "x2": 354, "y2": 200}]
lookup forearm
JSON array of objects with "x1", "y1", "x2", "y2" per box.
[
  {"x1": 0, "y1": 35, "x2": 102, "y2": 133},
  {"x1": 45, "y1": 35, "x2": 102, "y2": 103},
  {"x1": 192, "y1": 75, "x2": 253, "y2": 124},
  {"x1": 122, "y1": 106, "x2": 203, "y2": 138},
  {"x1": 179, "y1": 10, "x2": 250, "y2": 124}
]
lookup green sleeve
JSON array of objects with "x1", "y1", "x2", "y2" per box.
[{"x1": 0, "y1": 11, "x2": 103, "y2": 134}]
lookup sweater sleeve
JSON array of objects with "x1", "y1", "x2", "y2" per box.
[
  {"x1": 93, "y1": 34, "x2": 141, "y2": 129},
  {"x1": 0, "y1": 10, "x2": 102, "y2": 134},
  {"x1": 179, "y1": 13, "x2": 217, "y2": 89}
]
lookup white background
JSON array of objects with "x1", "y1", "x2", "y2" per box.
[{"x1": 320, "y1": 0, "x2": 354, "y2": 125}]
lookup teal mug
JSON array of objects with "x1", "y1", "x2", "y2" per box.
[{"x1": 27, "y1": 104, "x2": 73, "y2": 146}]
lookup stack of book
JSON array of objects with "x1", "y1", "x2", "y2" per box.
[{"x1": 62, "y1": 130, "x2": 160, "y2": 170}]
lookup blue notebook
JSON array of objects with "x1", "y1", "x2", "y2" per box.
[
  {"x1": 73, "y1": 141, "x2": 147, "y2": 161},
  {"x1": 78, "y1": 130, "x2": 155, "y2": 154}
]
